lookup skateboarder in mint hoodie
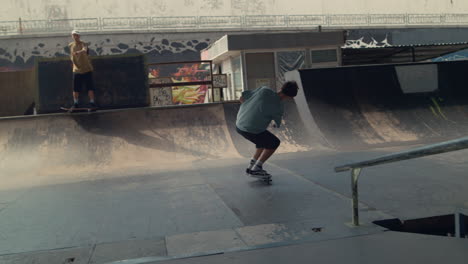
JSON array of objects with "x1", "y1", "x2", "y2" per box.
[{"x1": 236, "y1": 81, "x2": 299, "y2": 177}]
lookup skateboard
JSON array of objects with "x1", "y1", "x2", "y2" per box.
[
  {"x1": 60, "y1": 106, "x2": 97, "y2": 113},
  {"x1": 246, "y1": 168, "x2": 272, "y2": 184}
]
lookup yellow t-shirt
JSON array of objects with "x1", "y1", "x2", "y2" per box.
[{"x1": 68, "y1": 41, "x2": 93, "y2": 74}]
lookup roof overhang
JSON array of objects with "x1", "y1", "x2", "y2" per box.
[{"x1": 202, "y1": 31, "x2": 346, "y2": 63}]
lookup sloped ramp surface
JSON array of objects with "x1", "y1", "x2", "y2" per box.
[
  {"x1": 0, "y1": 104, "x2": 240, "y2": 189},
  {"x1": 286, "y1": 60, "x2": 468, "y2": 150},
  {"x1": 0, "y1": 101, "x2": 325, "y2": 189},
  {"x1": 223, "y1": 101, "x2": 328, "y2": 157}
]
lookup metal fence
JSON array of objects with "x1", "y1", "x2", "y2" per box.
[{"x1": 1, "y1": 13, "x2": 468, "y2": 36}]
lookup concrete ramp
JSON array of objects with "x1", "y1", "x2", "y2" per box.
[
  {"x1": 0, "y1": 101, "x2": 326, "y2": 189},
  {"x1": 223, "y1": 101, "x2": 328, "y2": 157},
  {"x1": 286, "y1": 60, "x2": 468, "y2": 150},
  {"x1": 0, "y1": 104, "x2": 241, "y2": 189},
  {"x1": 4, "y1": 60, "x2": 468, "y2": 189}
]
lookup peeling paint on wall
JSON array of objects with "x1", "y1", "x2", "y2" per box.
[
  {"x1": 231, "y1": 0, "x2": 266, "y2": 14},
  {"x1": 204, "y1": 0, "x2": 224, "y2": 9},
  {"x1": 0, "y1": 33, "x2": 218, "y2": 72},
  {"x1": 4, "y1": 0, "x2": 468, "y2": 20},
  {"x1": 45, "y1": 4, "x2": 68, "y2": 19}
]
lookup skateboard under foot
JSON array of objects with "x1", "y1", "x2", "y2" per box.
[
  {"x1": 246, "y1": 169, "x2": 272, "y2": 184},
  {"x1": 60, "y1": 107, "x2": 97, "y2": 113}
]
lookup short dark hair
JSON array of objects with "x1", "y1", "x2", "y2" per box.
[{"x1": 281, "y1": 81, "x2": 299, "y2": 97}]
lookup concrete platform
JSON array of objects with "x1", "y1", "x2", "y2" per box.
[{"x1": 152, "y1": 232, "x2": 468, "y2": 264}]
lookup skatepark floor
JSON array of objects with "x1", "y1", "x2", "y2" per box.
[{"x1": 1, "y1": 147, "x2": 468, "y2": 263}]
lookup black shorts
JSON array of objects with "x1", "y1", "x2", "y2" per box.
[
  {"x1": 73, "y1": 71, "x2": 95, "y2": 93},
  {"x1": 236, "y1": 127, "x2": 281, "y2": 149}
]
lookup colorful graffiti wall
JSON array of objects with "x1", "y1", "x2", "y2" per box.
[{"x1": 149, "y1": 61, "x2": 212, "y2": 105}]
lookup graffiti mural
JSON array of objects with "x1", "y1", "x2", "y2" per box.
[
  {"x1": 0, "y1": 33, "x2": 218, "y2": 72},
  {"x1": 344, "y1": 36, "x2": 391, "y2": 48},
  {"x1": 432, "y1": 48, "x2": 468, "y2": 62},
  {"x1": 345, "y1": 28, "x2": 468, "y2": 49},
  {"x1": 150, "y1": 86, "x2": 173, "y2": 106},
  {"x1": 344, "y1": 29, "x2": 393, "y2": 48},
  {"x1": 148, "y1": 61, "x2": 212, "y2": 104}
]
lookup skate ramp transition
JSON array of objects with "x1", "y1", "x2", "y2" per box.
[
  {"x1": 2, "y1": 60, "x2": 468, "y2": 188},
  {"x1": 0, "y1": 102, "x2": 324, "y2": 189},
  {"x1": 286, "y1": 60, "x2": 468, "y2": 150}
]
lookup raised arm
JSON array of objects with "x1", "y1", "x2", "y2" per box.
[{"x1": 78, "y1": 42, "x2": 88, "y2": 54}]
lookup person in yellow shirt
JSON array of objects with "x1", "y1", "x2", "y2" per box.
[{"x1": 69, "y1": 30, "x2": 97, "y2": 108}]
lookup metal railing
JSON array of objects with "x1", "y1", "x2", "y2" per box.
[
  {"x1": 1, "y1": 13, "x2": 468, "y2": 36},
  {"x1": 335, "y1": 136, "x2": 468, "y2": 226},
  {"x1": 101, "y1": 17, "x2": 149, "y2": 30}
]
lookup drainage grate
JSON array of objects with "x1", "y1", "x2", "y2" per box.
[{"x1": 373, "y1": 213, "x2": 467, "y2": 238}]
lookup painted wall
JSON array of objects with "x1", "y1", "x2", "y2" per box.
[
  {"x1": 3, "y1": 0, "x2": 468, "y2": 21},
  {"x1": 3, "y1": 27, "x2": 468, "y2": 72},
  {"x1": 0, "y1": 32, "x2": 222, "y2": 71}
]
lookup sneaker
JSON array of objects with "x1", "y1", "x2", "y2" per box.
[
  {"x1": 246, "y1": 159, "x2": 256, "y2": 174},
  {"x1": 67, "y1": 103, "x2": 79, "y2": 113},
  {"x1": 249, "y1": 169, "x2": 270, "y2": 177}
]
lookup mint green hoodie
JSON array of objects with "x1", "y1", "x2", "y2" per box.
[{"x1": 236, "y1": 86, "x2": 284, "y2": 134}]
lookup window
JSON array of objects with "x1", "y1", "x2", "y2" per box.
[
  {"x1": 231, "y1": 55, "x2": 243, "y2": 98},
  {"x1": 311, "y1": 49, "x2": 338, "y2": 63},
  {"x1": 277, "y1": 51, "x2": 306, "y2": 85}
]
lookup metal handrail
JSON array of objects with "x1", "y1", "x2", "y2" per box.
[{"x1": 334, "y1": 136, "x2": 468, "y2": 226}]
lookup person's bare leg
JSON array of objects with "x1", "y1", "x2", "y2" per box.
[
  {"x1": 258, "y1": 148, "x2": 277, "y2": 163},
  {"x1": 73, "y1": 92, "x2": 79, "y2": 105},
  {"x1": 253, "y1": 148, "x2": 263, "y2": 160},
  {"x1": 247, "y1": 148, "x2": 264, "y2": 172},
  {"x1": 88, "y1": 90, "x2": 95, "y2": 102}
]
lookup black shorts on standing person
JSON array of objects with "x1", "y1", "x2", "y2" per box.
[{"x1": 73, "y1": 71, "x2": 95, "y2": 93}]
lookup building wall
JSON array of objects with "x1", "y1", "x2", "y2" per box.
[
  {"x1": 0, "y1": 32, "x2": 223, "y2": 71},
  {"x1": 3, "y1": 0, "x2": 468, "y2": 21},
  {"x1": 3, "y1": 27, "x2": 468, "y2": 72}
]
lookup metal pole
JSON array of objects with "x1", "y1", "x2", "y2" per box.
[
  {"x1": 455, "y1": 211, "x2": 466, "y2": 238},
  {"x1": 351, "y1": 168, "x2": 362, "y2": 226},
  {"x1": 19, "y1": 17, "x2": 23, "y2": 34}
]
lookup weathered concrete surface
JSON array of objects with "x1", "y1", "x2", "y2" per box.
[
  {"x1": 153, "y1": 232, "x2": 468, "y2": 264},
  {"x1": 4, "y1": 0, "x2": 468, "y2": 20},
  {"x1": 287, "y1": 60, "x2": 468, "y2": 150},
  {"x1": 0, "y1": 104, "x2": 240, "y2": 190},
  {"x1": 0, "y1": 70, "x2": 35, "y2": 116}
]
